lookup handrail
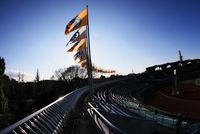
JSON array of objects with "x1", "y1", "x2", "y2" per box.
[
  {"x1": 88, "y1": 102, "x2": 127, "y2": 134},
  {"x1": 0, "y1": 86, "x2": 90, "y2": 134},
  {"x1": 0, "y1": 78, "x2": 130, "y2": 134}
]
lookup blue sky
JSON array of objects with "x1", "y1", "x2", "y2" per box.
[{"x1": 0, "y1": 0, "x2": 200, "y2": 81}]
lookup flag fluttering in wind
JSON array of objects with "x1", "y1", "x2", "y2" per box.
[
  {"x1": 67, "y1": 39, "x2": 86, "y2": 52},
  {"x1": 74, "y1": 50, "x2": 87, "y2": 63},
  {"x1": 66, "y1": 26, "x2": 87, "y2": 46},
  {"x1": 65, "y1": 9, "x2": 88, "y2": 35},
  {"x1": 80, "y1": 62, "x2": 116, "y2": 74},
  {"x1": 92, "y1": 64, "x2": 116, "y2": 74},
  {"x1": 65, "y1": 7, "x2": 116, "y2": 74},
  {"x1": 80, "y1": 60, "x2": 87, "y2": 68},
  {"x1": 65, "y1": 6, "x2": 115, "y2": 99}
]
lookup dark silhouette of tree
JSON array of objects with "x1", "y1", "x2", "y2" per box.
[
  {"x1": 0, "y1": 56, "x2": 8, "y2": 113},
  {"x1": 64, "y1": 65, "x2": 79, "y2": 80},
  {"x1": 54, "y1": 68, "x2": 66, "y2": 81},
  {"x1": 100, "y1": 75, "x2": 106, "y2": 79},
  {"x1": 35, "y1": 69, "x2": 40, "y2": 83},
  {"x1": 50, "y1": 75, "x2": 55, "y2": 80},
  {"x1": 21, "y1": 74, "x2": 24, "y2": 82},
  {"x1": 79, "y1": 67, "x2": 88, "y2": 79},
  {"x1": 18, "y1": 72, "x2": 21, "y2": 82},
  {"x1": 54, "y1": 65, "x2": 87, "y2": 81},
  {"x1": 0, "y1": 57, "x2": 5, "y2": 75}
]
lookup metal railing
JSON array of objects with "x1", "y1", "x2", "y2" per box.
[
  {"x1": 87, "y1": 102, "x2": 126, "y2": 134},
  {"x1": 0, "y1": 78, "x2": 130, "y2": 134},
  {"x1": 0, "y1": 86, "x2": 89, "y2": 134},
  {"x1": 1, "y1": 76, "x2": 157, "y2": 134}
]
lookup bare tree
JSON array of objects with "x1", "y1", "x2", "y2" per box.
[
  {"x1": 64, "y1": 65, "x2": 79, "y2": 80},
  {"x1": 54, "y1": 68, "x2": 66, "y2": 81},
  {"x1": 79, "y1": 68, "x2": 88, "y2": 79},
  {"x1": 53, "y1": 65, "x2": 88, "y2": 81}
]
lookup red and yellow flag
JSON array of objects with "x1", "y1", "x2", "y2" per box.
[{"x1": 65, "y1": 8, "x2": 88, "y2": 35}]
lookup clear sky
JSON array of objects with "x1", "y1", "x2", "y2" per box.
[{"x1": 0, "y1": 0, "x2": 200, "y2": 81}]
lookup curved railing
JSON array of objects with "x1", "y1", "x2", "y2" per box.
[
  {"x1": 87, "y1": 102, "x2": 127, "y2": 134},
  {"x1": 0, "y1": 86, "x2": 89, "y2": 134},
  {"x1": 0, "y1": 77, "x2": 131, "y2": 134}
]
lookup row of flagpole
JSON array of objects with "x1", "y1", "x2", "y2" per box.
[{"x1": 65, "y1": 6, "x2": 94, "y2": 97}]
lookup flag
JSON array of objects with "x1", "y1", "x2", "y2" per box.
[
  {"x1": 67, "y1": 39, "x2": 86, "y2": 52},
  {"x1": 66, "y1": 26, "x2": 87, "y2": 46},
  {"x1": 80, "y1": 60, "x2": 87, "y2": 68},
  {"x1": 92, "y1": 65, "x2": 116, "y2": 73},
  {"x1": 77, "y1": 57, "x2": 87, "y2": 63},
  {"x1": 74, "y1": 50, "x2": 87, "y2": 63},
  {"x1": 74, "y1": 50, "x2": 86, "y2": 61},
  {"x1": 76, "y1": 41, "x2": 86, "y2": 52},
  {"x1": 65, "y1": 8, "x2": 88, "y2": 35}
]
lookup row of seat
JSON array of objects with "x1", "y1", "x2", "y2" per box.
[
  {"x1": 108, "y1": 89, "x2": 188, "y2": 129},
  {"x1": 93, "y1": 89, "x2": 131, "y2": 117}
]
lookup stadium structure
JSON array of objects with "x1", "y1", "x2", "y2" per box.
[{"x1": 1, "y1": 59, "x2": 200, "y2": 134}]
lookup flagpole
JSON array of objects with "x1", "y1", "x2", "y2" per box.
[{"x1": 86, "y1": 5, "x2": 94, "y2": 98}]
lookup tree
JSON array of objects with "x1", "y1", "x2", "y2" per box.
[
  {"x1": 54, "y1": 65, "x2": 88, "y2": 81},
  {"x1": 100, "y1": 75, "x2": 106, "y2": 79},
  {"x1": 35, "y1": 69, "x2": 40, "y2": 83},
  {"x1": 0, "y1": 56, "x2": 8, "y2": 113},
  {"x1": 54, "y1": 68, "x2": 66, "y2": 81},
  {"x1": 50, "y1": 75, "x2": 55, "y2": 80},
  {"x1": 18, "y1": 72, "x2": 21, "y2": 82},
  {"x1": 64, "y1": 65, "x2": 79, "y2": 80},
  {"x1": 0, "y1": 57, "x2": 5, "y2": 75},
  {"x1": 21, "y1": 74, "x2": 24, "y2": 82}
]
